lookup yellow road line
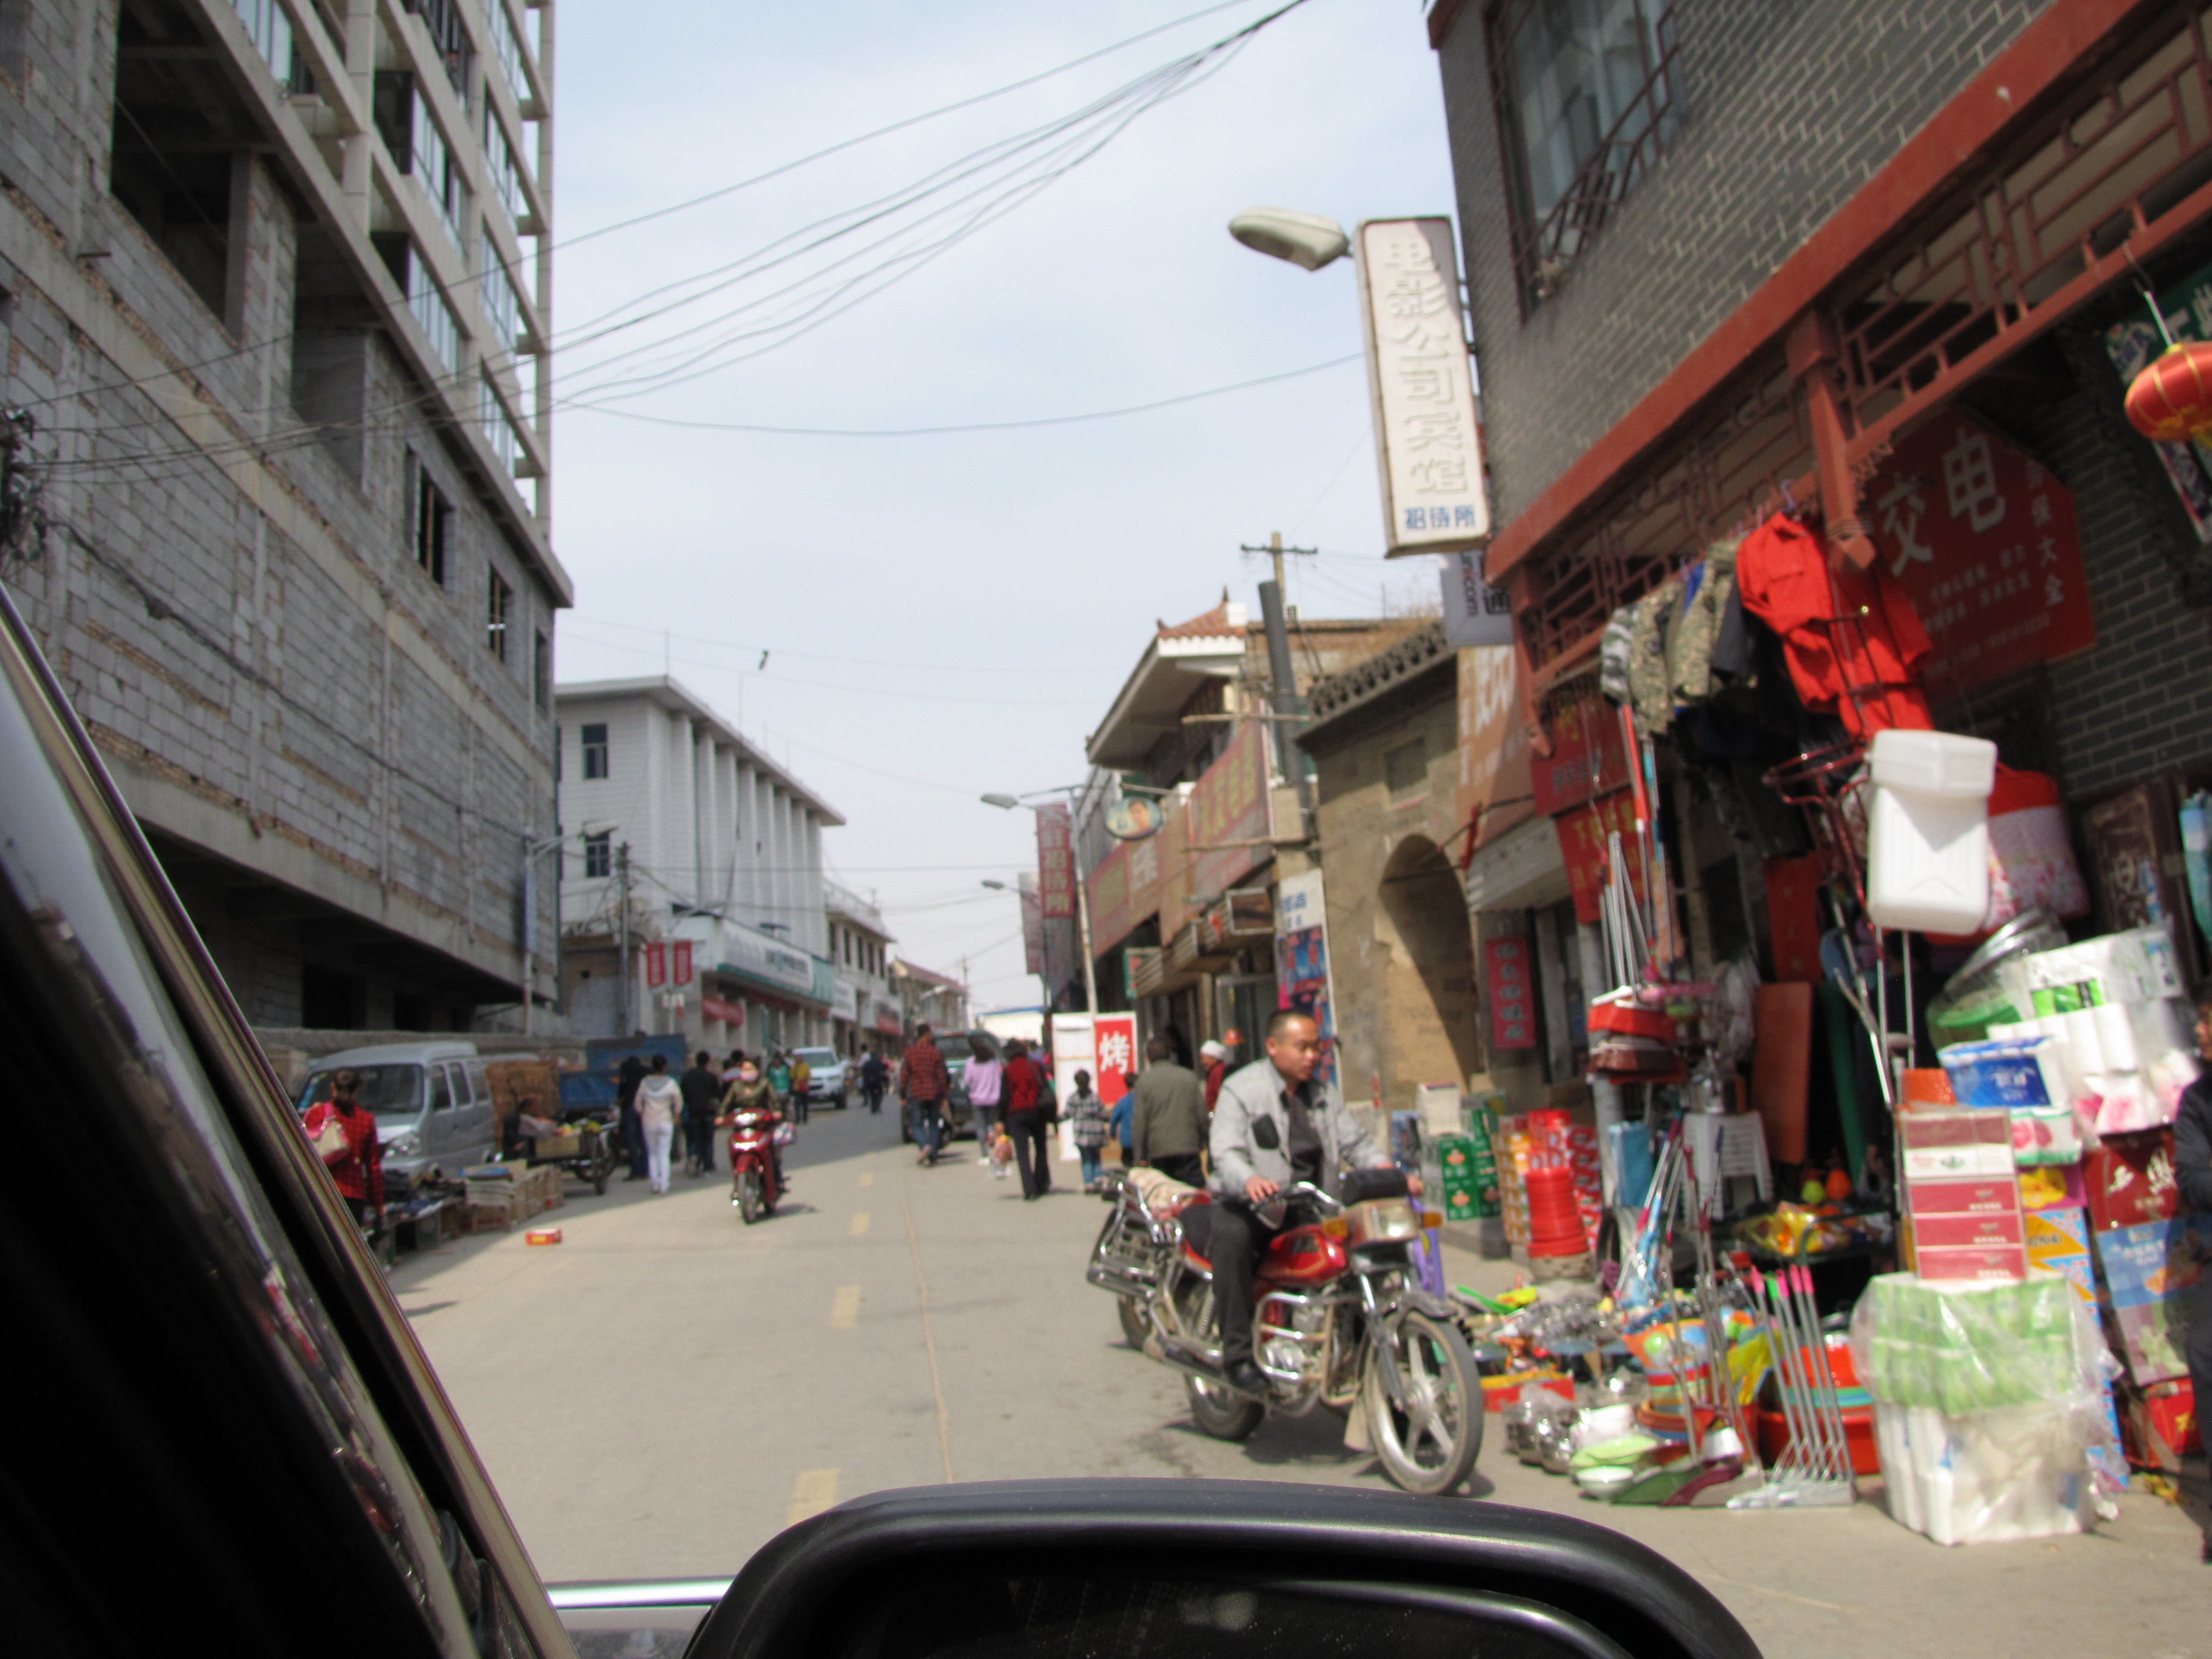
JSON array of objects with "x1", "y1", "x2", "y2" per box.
[
  {"x1": 787, "y1": 1468, "x2": 839, "y2": 1526},
  {"x1": 830, "y1": 1285, "x2": 861, "y2": 1329},
  {"x1": 858, "y1": 1173, "x2": 874, "y2": 1188},
  {"x1": 897, "y1": 1173, "x2": 956, "y2": 1483},
  {"x1": 850, "y1": 1212, "x2": 871, "y2": 1236}
]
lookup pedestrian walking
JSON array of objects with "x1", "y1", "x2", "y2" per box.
[
  {"x1": 860, "y1": 1047, "x2": 888, "y2": 1114},
  {"x1": 615, "y1": 1053, "x2": 648, "y2": 1182},
  {"x1": 1109, "y1": 1088, "x2": 1134, "y2": 1168},
  {"x1": 1066, "y1": 1068, "x2": 1107, "y2": 1190},
  {"x1": 766, "y1": 1050, "x2": 793, "y2": 1118},
  {"x1": 1200, "y1": 1039, "x2": 1230, "y2": 1114},
  {"x1": 680, "y1": 1050, "x2": 720, "y2": 1176},
  {"x1": 789, "y1": 1052, "x2": 812, "y2": 1125},
  {"x1": 964, "y1": 1037, "x2": 1004, "y2": 1165},
  {"x1": 1131, "y1": 1034, "x2": 1207, "y2": 1188},
  {"x1": 1000, "y1": 1037, "x2": 1051, "y2": 1200},
  {"x1": 637, "y1": 1054, "x2": 682, "y2": 1193},
  {"x1": 898, "y1": 1024, "x2": 951, "y2": 1166},
  {"x1": 303, "y1": 1069, "x2": 384, "y2": 1233}
]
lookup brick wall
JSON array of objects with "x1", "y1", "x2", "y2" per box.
[
  {"x1": 1435, "y1": 0, "x2": 2053, "y2": 524},
  {"x1": 0, "y1": 2, "x2": 559, "y2": 1019}
]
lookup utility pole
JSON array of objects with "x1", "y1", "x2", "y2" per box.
[
  {"x1": 1242, "y1": 531, "x2": 1318, "y2": 840},
  {"x1": 615, "y1": 841, "x2": 633, "y2": 1037}
]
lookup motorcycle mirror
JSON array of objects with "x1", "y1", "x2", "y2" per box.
[{"x1": 682, "y1": 1480, "x2": 1761, "y2": 1659}]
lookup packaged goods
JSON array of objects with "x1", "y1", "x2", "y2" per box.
[
  {"x1": 1936, "y1": 1036, "x2": 2068, "y2": 1110},
  {"x1": 2093, "y1": 1213, "x2": 2211, "y2": 1384}
]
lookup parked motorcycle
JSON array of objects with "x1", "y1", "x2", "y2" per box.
[
  {"x1": 728, "y1": 1102, "x2": 791, "y2": 1224},
  {"x1": 1087, "y1": 1167, "x2": 1483, "y2": 1496}
]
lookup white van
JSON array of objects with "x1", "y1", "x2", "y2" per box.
[{"x1": 295, "y1": 1040, "x2": 495, "y2": 1198}]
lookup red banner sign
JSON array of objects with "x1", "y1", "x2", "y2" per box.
[
  {"x1": 644, "y1": 942, "x2": 667, "y2": 988},
  {"x1": 1862, "y1": 411, "x2": 2094, "y2": 702},
  {"x1": 703, "y1": 995, "x2": 745, "y2": 1025},
  {"x1": 672, "y1": 940, "x2": 694, "y2": 985},
  {"x1": 1555, "y1": 789, "x2": 1647, "y2": 925},
  {"x1": 1092, "y1": 1014, "x2": 1138, "y2": 1105},
  {"x1": 1035, "y1": 803, "x2": 1074, "y2": 920},
  {"x1": 1532, "y1": 686, "x2": 1630, "y2": 816},
  {"x1": 1484, "y1": 937, "x2": 1538, "y2": 1051}
]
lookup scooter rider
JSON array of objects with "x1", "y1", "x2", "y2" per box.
[
  {"x1": 720, "y1": 1061, "x2": 787, "y2": 1196},
  {"x1": 1207, "y1": 1008, "x2": 1406, "y2": 1398}
]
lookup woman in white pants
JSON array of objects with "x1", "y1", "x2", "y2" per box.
[{"x1": 637, "y1": 1053, "x2": 683, "y2": 1194}]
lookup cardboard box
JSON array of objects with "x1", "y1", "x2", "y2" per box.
[
  {"x1": 2085, "y1": 1127, "x2": 2178, "y2": 1232},
  {"x1": 1914, "y1": 1212, "x2": 2026, "y2": 1250},
  {"x1": 1914, "y1": 1245, "x2": 2031, "y2": 1281},
  {"x1": 2094, "y1": 1213, "x2": 2211, "y2": 1383},
  {"x1": 1910, "y1": 1178, "x2": 2021, "y2": 1215}
]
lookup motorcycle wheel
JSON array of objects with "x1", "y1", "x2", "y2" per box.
[
  {"x1": 1185, "y1": 1372, "x2": 1263, "y2": 1441},
  {"x1": 737, "y1": 1171, "x2": 763, "y2": 1225},
  {"x1": 1361, "y1": 1309, "x2": 1483, "y2": 1496},
  {"x1": 1117, "y1": 1296, "x2": 1149, "y2": 1350}
]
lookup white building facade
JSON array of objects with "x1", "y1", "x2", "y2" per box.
[
  {"x1": 826, "y1": 883, "x2": 902, "y2": 1059},
  {"x1": 554, "y1": 677, "x2": 843, "y2": 1049}
]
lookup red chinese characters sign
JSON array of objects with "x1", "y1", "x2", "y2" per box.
[
  {"x1": 1035, "y1": 803, "x2": 1074, "y2": 920},
  {"x1": 1531, "y1": 686, "x2": 1629, "y2": 816},
  {"x1": 1484, "y1": 937, "x2": 1537, "y2": 1051},
  {"x1": 645, "y1": 942, "x2": 667, "y2": 987},
  {"x1": 1863, "y1": 412, "x2": 2094, "y2": 702},
  {"x1": 672, "y1": 940, "x2": 693, "y2": 985},
  {"x1": 1555, "y1": 789, "x2": 1647, "y2": 925}
]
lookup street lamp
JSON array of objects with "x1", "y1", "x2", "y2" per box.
[
  {"x1": 982, "y1": 788, "x2": 1099, "y2": 1014},
  {"x1": 519, "y1": 820, "x2": 615, "y2": 1036},
  {"x1": 1228, "y1": 206, "x2": 1349, "y2": 272}
]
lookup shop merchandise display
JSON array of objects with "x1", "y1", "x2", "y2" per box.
[{"x1": 1469, "y1": 492, "x2": 2212, "y2": 1550}]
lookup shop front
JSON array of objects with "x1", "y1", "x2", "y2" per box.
[{"x1": 1442, "y1": 10, "x2": 2212, "y2": 1535}]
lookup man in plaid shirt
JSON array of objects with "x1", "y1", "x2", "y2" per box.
[{"x1": 898, "y1": 1025, "x2": 952, "y2": 1166}]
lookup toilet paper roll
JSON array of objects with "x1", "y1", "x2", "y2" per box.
[
  {"x1": 2057, "y1": 1007, "x2": 2104, "y2": 1077},
  {"x1": 2091, "y1": 1000, "x2": 2140, "y2": 1073}
]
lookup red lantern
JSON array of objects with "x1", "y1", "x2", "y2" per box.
[{"x1": 2125, "y1": 341, "x2": 2212, "y2": 441}]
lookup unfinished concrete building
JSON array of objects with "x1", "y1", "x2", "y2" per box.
[{"x1": 0, "y1": 0, "x2": 564, "y2": 1030}]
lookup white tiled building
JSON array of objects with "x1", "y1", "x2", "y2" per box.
[{"x1": 554, "y1": 677, "x2": 843, "y2": 1048}]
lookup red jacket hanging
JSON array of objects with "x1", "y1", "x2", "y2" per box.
[{"x1": 1734, "y1": 512, "x2": 1932, "y2": 737}]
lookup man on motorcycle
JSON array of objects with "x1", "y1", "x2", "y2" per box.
[{"x1": 1207, "y1": 1008, "x2": 1404, "y2": 1397}]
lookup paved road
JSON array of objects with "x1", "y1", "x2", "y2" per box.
[{"x1": 398, "y1": 1104, "x2": 2208, "y2": 1658}]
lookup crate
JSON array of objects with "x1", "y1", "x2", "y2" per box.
[{"x1": 462, "y1": 1194, "x2": 526, "y2": 1234}]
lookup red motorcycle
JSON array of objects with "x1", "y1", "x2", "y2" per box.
[
  {"x1": 1088, "y1": 1168, "x2": 1483, "y2": 1495},
  {"x1": 729, "y1": 1101, "x2": 790, "y2": 1224}
]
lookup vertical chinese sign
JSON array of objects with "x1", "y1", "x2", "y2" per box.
[
  {"x1": 1860, "y1": 411, "x2": 2094, "y2": 701},
  {"x1": 672, "y1": 940, "x2": 693, "y2": 985},
  {"x1": 1274, "y1": 870, "x2": 1339, "y2": 1088},
  {"x1": 645, "y1": 942, "x2": 667, "y2": 988},
  {"x1": 1456, "y1": 645, "x2": 1533, "y2": 856},
  {"x1": 1092, "y1": 1014, "x2": 1138, "y2": 1108},
  {"x1": 1484, "y1": 937, "x2": 1537, "y2": 1051},
  {"x1": 1035, "y1": 803, "x2": 1074, "y2": 919},
  {"x1": 1188, "y1": 719, "x2": 1272, "y2": 902},
  {"x1": 1358, "y1": 217, "x2": 1491, "y2": 557},
  {"x1": 1019, "y1": 873, "x2": 1045, "y2": 977}
]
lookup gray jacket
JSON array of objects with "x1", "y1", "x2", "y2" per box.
[
  {"x1": 1130, "y1": 1061, "x2": 1207, "y2": 1163},
  {"x1": 1208, "y1": 1057, "x2": 1389, "y2": 1200}
]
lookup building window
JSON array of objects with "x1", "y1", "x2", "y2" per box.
[
  {"x1": 403, "y1": 0, "x2": 474, "y2": 95},
  {"x1": 1488, "y1": 0, "x2": 1680, "y2": 310},
  {"x1": 581, "y1": 722, "x2": 609, "y2": 780},
  {"x1": 406, "y1": 452, "x2": 450, "y2": 585},
  {"x1": 488, "y1": 0, "x2": 529, "y2": 101},
  {"x1": 583, "y1": 830, "x2": 611, "y2": 879},
  {"x1": 481, "y1": 240, "x2": 521, "y2": 350},
  {"x1": 484, "y1": 103, "x2": 529, "y2": 224},
  {"x1": 533, "y1": 629, "x2": 550, "y2": 708},
  {"x1": 1386, "y1": 736, "x2": 1429, "y2": 805},
  {"x1": 486, "y1": 568, "x2": 513, "y2": 660}
]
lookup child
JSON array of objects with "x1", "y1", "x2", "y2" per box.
[
  {"x1": 1108, "y1": 1082, "x2": 1136, "y2": 1172},
  {"x1": 1067, "y1": 1068, "x2": 1107, "y2": 1190}
]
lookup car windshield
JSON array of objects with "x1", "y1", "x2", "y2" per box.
[
  {"x1": 298, "y1": 1064, "x2": 426, "y2": 1116},
  {"x1": 793, "y1": 1048, "x2": 839, "y2": 1068}
]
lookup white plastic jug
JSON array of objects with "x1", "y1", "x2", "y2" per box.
[{"x1": 1865, "y1": 730, "x2": 1997, "y2": 933}]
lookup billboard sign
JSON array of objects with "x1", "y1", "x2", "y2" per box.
[
  {"x1": 1035, "y1": 802, "x2": 1074, "y2": 919},
  {"x1": 1274, "y1": 869, "x2": 1338, "y2": 1089},
  {"x1": 1358, "y1": 216, "x2": 1491, "y2": 557}
]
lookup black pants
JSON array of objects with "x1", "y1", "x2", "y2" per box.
[
  {"x1": 790, "y1": 1088, "x2": 809, "y2": 1125},
  {"x1": 1147, "y1": 1151, "x2": 1204, "y2": 1188},
  {"x1": 1007, "y1": 1110, "x2": 1052, "y2": 1198},
  {"x1": 1207, "y1": 1203, "x2": 1285, "y2": 1366},
  {"x1": 684, "y1": 1115, "x2": 715, "y2": 1173},
  {"x1": 619, "y1": 1104, "x2": 646, "y2": 1177},
  {"x1": 865, "y1": 1082, "x2": 885, "y2": 1114}
]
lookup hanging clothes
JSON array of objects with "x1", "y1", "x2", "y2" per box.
[
  {"x1": 1626, "y1": 577, "x2": 1681, "y2": 737},
  {"x1": 1600, "y1": 604, "x2": 1635, "y2": 705},
  {"x1": 1734, "y1": 512, "x2": 1932, "y2": 738},
  {"x1": 1669, "y1": 538, "x2": 1744, "y2": 708}
]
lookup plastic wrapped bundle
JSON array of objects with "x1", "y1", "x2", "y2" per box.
[{"x1": 1851, "y1": 1273, "x2": 2123, "y2": 1544}]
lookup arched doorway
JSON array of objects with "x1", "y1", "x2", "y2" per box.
[{"x1": 1375, "y1": 835, "x2": 1481, "y2": 1107}]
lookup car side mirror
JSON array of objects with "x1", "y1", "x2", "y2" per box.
[{"x1": 680, "y1": 1480, "x2": 1760, "y2": 1659}]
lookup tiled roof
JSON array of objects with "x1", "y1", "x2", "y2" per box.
[
  {"x1": 1156, "y1": 594, "x2": 1238, "y2": 640},
  {"x1": 1301, "y1": 620, "x2": 1451, "y2": 728}
]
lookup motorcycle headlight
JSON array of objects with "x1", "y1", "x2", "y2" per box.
[{"x1": 386, "y1": 1133, "x2": 421, "y2": 1158}]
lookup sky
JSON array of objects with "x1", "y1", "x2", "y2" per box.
[{"x1": 548, "y1": 0, "x2": 1459, "y2": 1011}]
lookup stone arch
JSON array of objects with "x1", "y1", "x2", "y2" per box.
[{"x1": 1373, "y1": 834, "x2": 1482, "y2": 1106}]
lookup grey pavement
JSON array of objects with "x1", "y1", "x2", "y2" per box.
[{"x1": 396, "y1": 1105, "x2": 2210, "y2": 1658}]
